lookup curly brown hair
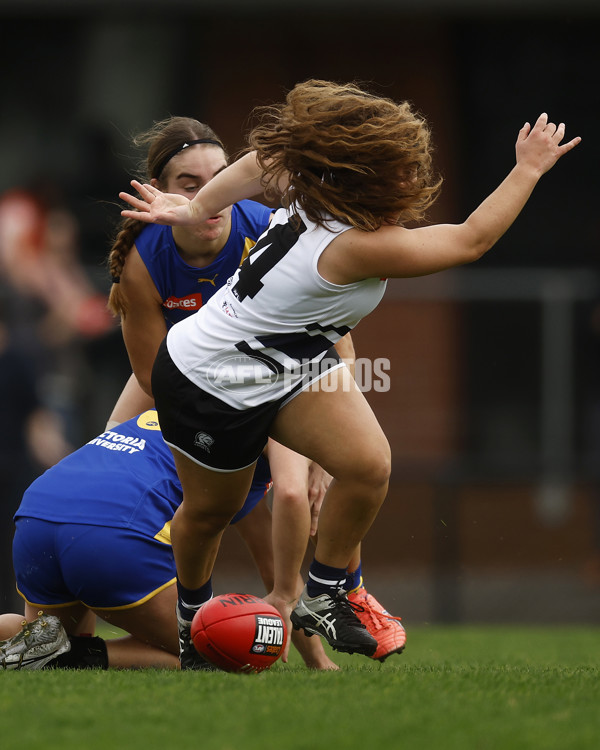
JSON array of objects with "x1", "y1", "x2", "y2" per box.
[
  {"x1": 248, "y1": 79, "x2": 442, "y2": 232},
  {"x1": 107, "y1": 117, "x2": 226, "y2": 316}
]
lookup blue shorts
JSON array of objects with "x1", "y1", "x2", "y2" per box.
[
  {"x1": 13, "y1": 482, "x2": 270, "y2": 610},
  {"x1": 13, "y1": 518, "x2": 177, "y2": 609}
]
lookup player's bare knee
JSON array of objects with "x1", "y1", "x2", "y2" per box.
[
  {"x1": 271, "y1": 485, "x2": 309, "y2": 507},
  {"x1": 357, "y1": 442, "x2": 391, "y2": 489},
  {"x1": 176, "y1": 504, "x2": 232, "y2": 536}
]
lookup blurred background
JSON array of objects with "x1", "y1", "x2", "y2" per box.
[{"x1": 0, "y1": 0, "x2": 598, "y2": 624}]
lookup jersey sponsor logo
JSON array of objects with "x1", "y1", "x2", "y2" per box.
[
  {"x1": 251, "y1": 615, "x2": 285, "y2": 656},
  {"x1": 163, "y1": 293, "x2": 203, "y2": 311},
  {"x1": 87, "y1": 431, "x2": 146, "y2": 453},
  {"x1": 193, "y1": 431, "x2": 215, "y2": 452}
]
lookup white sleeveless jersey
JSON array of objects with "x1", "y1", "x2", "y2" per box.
[{"x1": 166, "y1": 205, "x2": 387, "y2": 409}]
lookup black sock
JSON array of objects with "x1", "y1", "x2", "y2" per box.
[
  {"x1": 176, "y1": 578, "x2": 213, "y2": 623},
  {"x1": 43, "y1": 635, "x2": 109, "y2": 670},
  {"x1": 306, "y1": 559, "x2": 348, "y2": 598}
]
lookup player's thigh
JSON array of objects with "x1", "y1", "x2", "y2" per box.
[
  {"x1": 171, "y1": 449, "x2": 256, "y2": 521},
  {"x1": 267, "y1": 438, "x2": 311, "y2": 495},
  {"x1": 94, "y1": 583, "x2": 178, "y2": 655},
  {"x1": 270, "y1": 367, "x2": 390, "y2": 482}
]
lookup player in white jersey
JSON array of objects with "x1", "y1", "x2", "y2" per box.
[
  {"x1": 121, "y1": 79, "x2": 580, "y2": 660},
  {"x1": 105, "y1": 116, "x2": 393, "y2": 668},
  {"x1": 165, "y1": 206, "x2": 385, "y2": 411},
  {"x1": 111, "y1": 114, "x2": 403, "y2": 665}
]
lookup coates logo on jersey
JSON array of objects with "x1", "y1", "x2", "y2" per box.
[{"x1": 163, "y1": 293, "x2": 203, "y2": 311}]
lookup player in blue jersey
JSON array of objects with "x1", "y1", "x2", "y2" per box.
[
  {"x1": 106, "y1": 117, "x2": 403, "y2": 667},
  {"x1": 0, "y1": 410, "x2": 333, "y2": 670},
  {"x1": 107, "y1": 118, "x2": 273, "y2": 411}
]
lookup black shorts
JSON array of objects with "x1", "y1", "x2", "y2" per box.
[
  {"x1": 152, "y1": 339, "x2": 341, "y2": 471},
  {"x1": 152, "y1": 340, "x2": 281, "y2": 471}
]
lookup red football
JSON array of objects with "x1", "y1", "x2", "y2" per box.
[{"x1": 190, "y1": 593, "x2": 287, "y2": 673}]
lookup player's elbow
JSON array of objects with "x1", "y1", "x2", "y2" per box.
[
  {"x1": 459, "y1": 222, "x2": 500, "y2": 264},
  {"x1": 468, "y1": 239, "x2": 493, "y2": 263}
]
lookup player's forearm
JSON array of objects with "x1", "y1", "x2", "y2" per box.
[
  {"x1": 107, "y1": 373, "x2": 155, "y2": 429},
  {"x1": 461, "y1": 162, "x2": 541, "y2": 258},
  {"x1": 190, "y1": 152, "x2": 266, "y2": 219},
  {"x1": 271, "y1": 493, "x2": 311, "y2": 600}
]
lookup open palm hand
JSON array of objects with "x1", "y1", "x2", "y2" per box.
[{"x1": 119, "y1": 180, "x2": 199, "y2": 225}]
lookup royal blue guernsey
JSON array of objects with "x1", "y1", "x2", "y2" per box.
[
  {"x1": 15, "y1": 411, "x2": 271, "y2": 539},
  {"x1": 135, "y1": 200, "x2": 272, "y2": 328}
]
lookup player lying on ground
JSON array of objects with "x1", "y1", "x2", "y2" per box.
[{"x1": 0, "y1": 410, "x2": 336, "y2": 670}]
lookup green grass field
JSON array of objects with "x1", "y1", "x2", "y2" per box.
[{"x1": 2, "y1": 625, "x2": 599, "y2": 750}]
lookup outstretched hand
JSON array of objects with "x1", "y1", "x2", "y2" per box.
[
  {"x1": 515, "y1": 113, "x2": 581, "y2": 176},
  {"x1": 119, "y1": 180, "x2": 202, "y2": 226}
]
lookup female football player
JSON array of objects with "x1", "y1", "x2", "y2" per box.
[
  {"x1": 119, "y1": 80, "x2": 579, "y2": 658},
  {"x1": 0, "y1": 410, "x2": 334, "y2": 670},
  {"x1": 107, "y1": 115, "x2": 405, "y2": 666}
]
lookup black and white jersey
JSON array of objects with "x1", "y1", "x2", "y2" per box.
[{"x1": 166, "y1": 205, "x2": 387, "y2": 409}]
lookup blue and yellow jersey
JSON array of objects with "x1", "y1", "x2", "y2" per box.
[
  {"x1": 135, "y1": 200, "x2": 272, "y2": 328},
  {"x1": 15, "y1": 410, "x2": 271, "y2": 541}
]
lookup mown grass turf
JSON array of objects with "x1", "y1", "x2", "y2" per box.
[{"x1": 2, "y1": 626, "x2": 598, "y2": 750}]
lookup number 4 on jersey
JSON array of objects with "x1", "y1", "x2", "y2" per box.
[{"x1": 232, "y1": 219, "x2": 306, "y2": 302}]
